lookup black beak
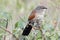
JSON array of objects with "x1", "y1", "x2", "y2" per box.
[{"x1": 43, "y1": 7, "x2": 47, "y2": 9}]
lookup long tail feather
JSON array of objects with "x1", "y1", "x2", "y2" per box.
[{"x1": 22, "y1": 24, "x2": 32, "y2": 36}]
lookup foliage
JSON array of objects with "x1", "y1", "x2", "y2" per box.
[{"x1": 0, "y1": 0, "x2": 60, "y2": 40}]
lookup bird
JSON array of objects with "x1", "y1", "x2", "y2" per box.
[{"x1": 22, "y1": 6, "x2": 47, "y2": 36}]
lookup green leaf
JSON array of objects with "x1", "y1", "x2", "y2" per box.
[{"x1": 15, "y1": 22, "x2": 19, "y2": 28}]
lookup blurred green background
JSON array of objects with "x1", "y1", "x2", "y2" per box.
[{"x1": 0, "y1": 0, "x2": 60, "y2": 40}]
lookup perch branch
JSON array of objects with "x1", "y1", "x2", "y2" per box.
[
  {"x1": 0, "y1": 26, "x2": 19, "y2": 40},
  {"x1": 39, "y1": 27, "x2": 46, "y2": 40}
]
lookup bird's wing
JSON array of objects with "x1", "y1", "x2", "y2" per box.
[{"x1": 28, "y1": 11, "x2": 36, "y2": 20}]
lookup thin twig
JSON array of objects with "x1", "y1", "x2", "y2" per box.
[
  {"x1": 4, "y1": 19, "x2": 8, "y2": 40},
  {"x1": 0, "y1": 26, "x2": 19, "y2": 40},
  {"x1": 39, "y1": 27, "x2": 46, "y2": 40},
  {"x1": 6, "y1": 19, "x2": 8, "y2": 28},
  {"x1": 19, "y1": 16, "x2": 27, "y2": 23}
]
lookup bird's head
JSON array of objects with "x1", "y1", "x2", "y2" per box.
[{"x1": 34, "y1": 6, "x2": 47, "y2": 15}]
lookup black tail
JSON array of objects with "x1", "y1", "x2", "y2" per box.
[{"x1": 22, "y1": 24, "x2": 32, "y2": 36}]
